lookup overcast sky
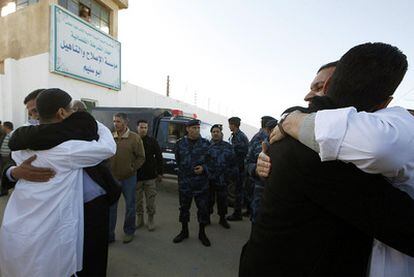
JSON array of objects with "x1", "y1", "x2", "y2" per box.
[{"x1": 118, "y1": 0, "x2": 414, "y2": 127}]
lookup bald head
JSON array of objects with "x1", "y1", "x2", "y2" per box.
[{"x1": 72, "y1": 100, "x2": 87, "y2": 113}]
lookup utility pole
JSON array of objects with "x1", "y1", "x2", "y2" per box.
[
  {"x1": 194, "y1": 91, "x2": 198, "y2": 106},
  {"x1": 166, "y1": 75, "x2": 170, "y2": 97}
]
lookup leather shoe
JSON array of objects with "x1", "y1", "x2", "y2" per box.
[
  {"x1": 242, "y1": 210, "x2": 250, "y2": 217},
  {"x1": 227, "y1": 213, "x2": 242, "y2": 221},
  {"x1": 219, "y1": 218, "x2": 230, "y2": 229},
  {"x1": 173, "y1": 230, "x2": 189, "y2": 243},
  {"x1": 123, "y1": 234, "x2": 134, "y2": 244},
  {"x1": 198, "y1": 232, "x2": 211, "y2": 247}
]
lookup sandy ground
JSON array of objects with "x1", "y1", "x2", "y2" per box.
[{"x1": 0, "y1": 177, "x2": 251, "y2": 276}]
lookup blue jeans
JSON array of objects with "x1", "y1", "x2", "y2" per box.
[{"x1": 109, "y1": 175, "x2": 137, "y2": 240}]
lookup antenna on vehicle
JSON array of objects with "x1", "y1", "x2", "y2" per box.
[{"x1": 166, "y1": 75, "x2": 170, "y2": 97}]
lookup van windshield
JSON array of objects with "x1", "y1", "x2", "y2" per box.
[
  {"x1": 200, "y1": 122, "x2": 211, "y2": 140},
  {"x1": 157, "y1": 120, "x2": 212, "y2": 149},
  {"x1": 157, "y1": 121, "x2": 186, "y2": 149}
]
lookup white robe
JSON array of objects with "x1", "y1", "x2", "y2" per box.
[
  {"x1": 315, "y1": 106, "x2": 414, "y2": 277},
  {"x1": 0, "y1": 122, "x2": 116, "y2": 277}
]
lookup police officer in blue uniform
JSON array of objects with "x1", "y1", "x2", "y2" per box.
[
  {"x1": 243, "y1": 116, "x2": 276, "y2": 217},
  {"x1": 207, "y1": 124, "x2": 237, "y2": 229},
  {"x1": 227, "y1": 117, "x2": 249, "y2": 221},
  {"x1": 173, "y1": 119, "x2": 212, "y2": 246},
  {"x1": 246, "y1": 118, "x2": 277, "y2": 223}
]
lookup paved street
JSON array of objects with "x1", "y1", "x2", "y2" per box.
[{"x1": 0, "y1": 178, "x2": 251, "y2": 276}]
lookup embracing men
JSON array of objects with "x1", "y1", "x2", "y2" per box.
[
  {"x1": 0, "y1": 89, "x2": 116, "y2": 276},
  {"x1": 240, "y1": 43, "x2": 414, "y2": 276}
]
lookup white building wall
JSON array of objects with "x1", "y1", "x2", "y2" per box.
[{"x1": 0, "y1": 53, "x2": 258, "y2": 139}]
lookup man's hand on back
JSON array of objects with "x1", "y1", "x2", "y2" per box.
[
  {"x1": 258, "y1": 111, "x2": 309, "y2": 178},
  {"x1": 256, "y1": 142, "x2": 272, "y2": 178},
  {"x1": 269, "y1": 126, "x2": 286, "y2": 144},
  {"x1": 270, "y1": 111, "x2": 308, "y2": 144},
  {"x1": 11, "y1": 155, "x2": 55, "y2": 182}
]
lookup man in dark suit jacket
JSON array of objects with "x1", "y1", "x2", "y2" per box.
[{"x1": 240, "y1": 43, "x2": 414, "y2": 276}]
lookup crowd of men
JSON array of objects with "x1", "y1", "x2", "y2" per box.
[
  {"x1": 1, "y1": 41, "x2": 414, "y2": 277},
  {"x1": 0, "y1": 86, "x2": 266, "y2": 275}
]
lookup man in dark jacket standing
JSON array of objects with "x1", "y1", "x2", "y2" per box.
[{"x1": 136, "y1": 119, "x2": 163, "y2": 231}]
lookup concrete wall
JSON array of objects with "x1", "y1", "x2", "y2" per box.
[
  {"x1": 0, "y1": 0, "x2": 123, "y2": 64},
  {"x1": 0, "y1": 0, "x2": 53, "y2": 62},
  {"x1": 0, "y1": 53, "x2": 259, "y2": 139},
  {"x1": 112, "y1": 0, "x2": 127, "y2": 9}
]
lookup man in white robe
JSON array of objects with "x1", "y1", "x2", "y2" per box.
[{"x1": 0, "y1": 89, "x2": 116, "y2": 277}]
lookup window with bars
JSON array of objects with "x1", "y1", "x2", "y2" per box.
[
  {"x1": 58, "y1": 0, "x2": 110, "y2": 34},
  {"x1": 16, "y1": 0, "x2": 38, "y2": 10}
]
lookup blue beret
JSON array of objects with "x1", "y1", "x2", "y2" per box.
[
  {"x1": 210, "y1": 124, "x2": 223, "y2": 132},
  {"x1": 266, "y1": 119, "x2": 278, "y2": 129},
  {"x1": 186, "y1": 119, "x2": 201, "y2": 127},
  {"x1": 261, "y1": 116, "x2": 276, "y2": 126}
]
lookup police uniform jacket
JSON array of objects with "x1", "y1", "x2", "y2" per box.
[
  {"x1": 175, "y1": 136, "x2": 210, "y2": 193},
  {"x1": 207, "y1": 139, "x2": 237, "y2": 186}
]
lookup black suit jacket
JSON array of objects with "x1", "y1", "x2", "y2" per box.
[
  {"x1": 137, "y1": 135, "x2": 163, "y2": 181},
  {"x1": 1, "y1": 159, "x2": 16, "y2": 190},
  {"x1": 239, "y1": 137, "x2": 414, "y2": 276}
]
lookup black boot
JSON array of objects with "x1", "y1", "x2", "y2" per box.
[
  {"x1": 227, "y1": 211, "x2": 242, "y2": 221},
  {"x1": 219, "y1": 216, "x2": 230, "y2": 229},
  {"x1": 173, "y1": 222, "x2": 189, "y2": 243},
  {"x1": 242, "y1": 209, "x2": 251, "y2": 217},
  {"x1": 198, "y1": 224, "x2": 211, "y2": 247}
]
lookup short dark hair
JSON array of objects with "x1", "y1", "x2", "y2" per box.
[
  {"x1": 326, "y1": 42, "x2": 408, "y2": 112},
  {"x1": 114, "y1": 113, "x2": 128, "y2": 121},
  {"x1": 137, "y1": 119, "x2": 148, "y2": 125},
  {"x1": 228, "y1": 117, "x2": 241, "y2": 128},
  {"x1": 317, "y1": 61, "x2": 338, "y2": 73},
  {"x1": 24, "y1": 89, "x2": 46, "y2": 105},
  {"x1": 36, "y1": 88, "x2": 72, "y2": 120},
  {"x1": 3, "y1": 121, "x2": 13, "y2": 130}
]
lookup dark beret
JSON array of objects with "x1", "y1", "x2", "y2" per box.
[
  {"x1": 210, "y1": 124, "x2": 223, "y2": 132},
  {"x1": 186, "y1": 119, "x2": 201, "y2": 127},
  {"x1": 261, "y1": 116, "x2": 276, "y2": 126},
  {"x1": 266, "y1": 119, "x2": 278, "y2": 129}
]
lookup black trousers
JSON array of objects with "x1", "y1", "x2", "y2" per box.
[
  {"x1": 179, "y1": 190, "x2": 209, "y2": 224},
  {"x1": 77, "y1": 195, "x2": 109, "y2": 277},
  {"x1": 209, "y1": 183, "x2": 228, "y2": 217},
  {"x1": 0, "y1": 156, "x2": 11, "y2": 195}
]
